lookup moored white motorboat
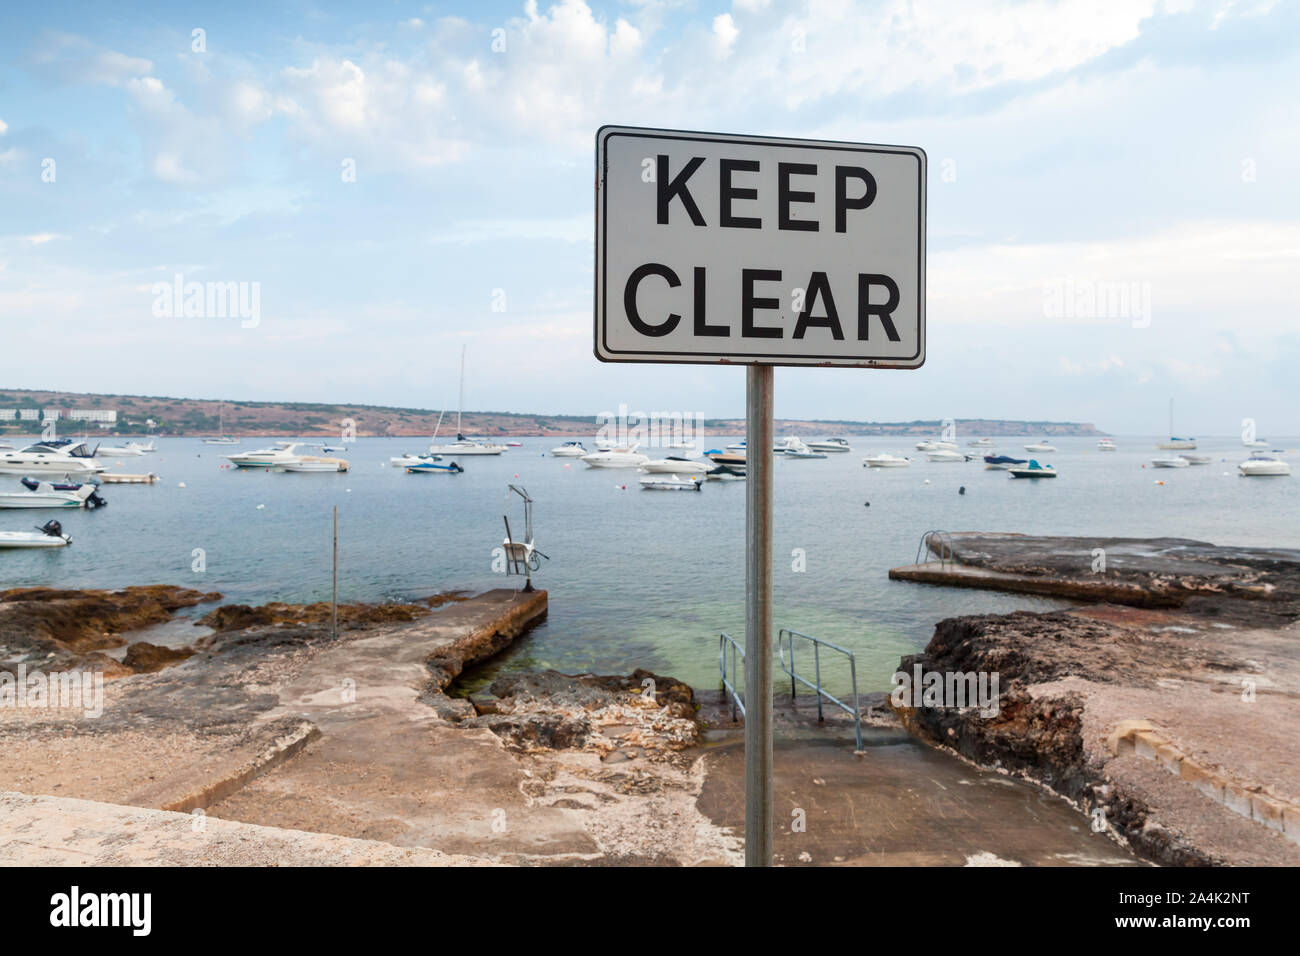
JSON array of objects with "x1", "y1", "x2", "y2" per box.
[
  {"x1": 1151, "y1": 457, "x2": 1190, "y2": 468},
  {"x1": 915, "y1": 439, "x2": 958, "y2": 452},
  {"x1": 0, "y1": 520, "x2": 72, "y2": 548},
  {"x1": 1243, "y1": 438, "x2": 1269, "y2": 449},
  {"x1": 927, "y1": 449, "x2": 969, "y2": 462},
  {"x1": 581, "y1": 445, "x2": 650, "y2": 468},
  {"x1": 967, "y1": 438, "x2": 995, "y2": 447},
  {"x1": 807, "y1": 437, "x2": 851, "y2": 453},
  {"x1": 1097, "y1": 438, "x2": 1117, "y2": 451},
  {"x1": 1009, "y1": 460, "x2": 1057, "y2": 478},
  {"x1": 1024, "y1": 441, "x2": 1057, "y2": 453},
  {"x1": 549, "y1": 440, "x2": 588, "y2": 457},
  {"x1": 0, "y1": 482, "x2": 101, "y2": 509},
  {"x1": 1238, "y1": 455, "x2": 1290, "y2": 477},
  {"x1": 391, "y1": 453, "x2": 436, "y2": 467},
  {"x1": 1180, "y1": 454, "x2": 1212, "y2": 465},
  {"x1": 725, "y1": 440, "x2": 747, "y2": 453},
  {"x1": 1157, "y1": 438, "x2": 1197, "y2": 450},
  {"x1": 282, "y1": 459, "x2": 349, "y2": 473},
  {"x1": 0, "y1": 442, "x2": 105, "y2": 476},
  {"x1": 780, "y1": 438, "x2": 826, "y2": 459},
  {"x1": 126, "y1": 441, "x2": 155, "y2": 453},
  {"x1": 225, "y1": 442, "x2": 304, "y2": 468},
  {"x1": 641, "y1": 457, "x2": 710, "y2": 475},
  {"x1": 96, "y1": 444, "x2": 144, "y2": 456},
  {"x1": 639, "y1": 474, "x2": 703, "y2": 491},
  {"x1": 863, "y1": 453, "x2": 911, "y2": 468}
]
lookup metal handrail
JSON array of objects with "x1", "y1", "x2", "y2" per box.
[
  {"x1": 718, "y1": 632, "x2": 745, "y2": 721},
  {"x1": 777, "y1": 628, "x2": 862, "y2": 750},
  {"x1": 915, "y1": 529, "x2": 954, "y2": 569}
]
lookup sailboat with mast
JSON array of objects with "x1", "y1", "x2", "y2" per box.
[
  {"x1": 203, "y1": 403, "x2": 239, "y2": 445},
  {"x1": 1156, "y1": 399, "x2": 1196, "y2": 450},
  {"x1": 428, "y1": 345, "x2": 508, "y2": 455}
]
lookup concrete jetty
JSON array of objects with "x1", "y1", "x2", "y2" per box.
[{"x1": 888, "y1": 533, "x2": 1300, "y2": 865}]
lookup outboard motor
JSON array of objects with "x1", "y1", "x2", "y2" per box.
[
  {"x1": 86, "y1": 490, "x2": 108, "y2": 509},
  {"x1": 40, "y1": 520, "x2": 63, "y2": 538}
]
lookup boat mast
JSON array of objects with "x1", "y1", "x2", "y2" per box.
[{"x1": 457, "y1": 345, "x2": 466, "y2": 440}]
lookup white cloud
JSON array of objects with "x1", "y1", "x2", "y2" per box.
[
  {"x1": 0, "y1": 118, "x2": 7, "y2": 135},
  {"x1": 713, "y1": 14, "x2": 739, "y2": 57}
]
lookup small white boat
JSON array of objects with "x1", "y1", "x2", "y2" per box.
[
  {"x1": 726, "y1": 440, "x2": 747, "y2": 452},
  {"x1": 1180, "y1": 454, "x2": 1212, "y2": 465},
  {"x1": 806, "y1": 437, "x2": 851, "y2": 453},
  {"x1": 1009, "y1": 460, "x2": 1056, "y2": 479},
  {"x1": 915, "y1": 439, "x2": 958, "y2": 452},
  {"x1": 1151, "y1": 457, "x2": 1190, "y2": 468},
  {"x1": 1238, "y1": 456, "x2": 1290, "y2": 477},
  {"x1": 780, "y1": 438, "x2": 827, "y2": 459},
  {"x1": 322, "y1": 445, "x2": 347, "y2": 454},
  {"x1": 581, "y1": 445, "x2": 650, "y2": 469},
  {"x1": 1157, "y1": 438, "x2": 1197, "y2": 450},
  {"x1": 549, "y1": 440, "x2": 588, "y2": 457},
  {"x1": 0, "y1": 520, "x2": 71, "y2": 548},
  {"x1": 863, "y1": 453, "x2": 911, "y2": 468},
  {"x1": 641, "y1": 457, "x2": 710, "y2": 475},
  {"x1": 1024, "y1": 441, "x2": 1057, "y2": 453},
  {"x1": 225, "y1": 442, "x2": 304, "y2": 468},
  {"x1": 282, "y1": 460, "x2": 348, "y2": 473},
  {"x1": 1097, "y1": 438, "x2": 1117, "y2": 451},
  {"x1": 927, "y1": 450, "x2": 969, "y2": 462},
  {"x1": 1243, "y1": 438, "x2": 1270, "y2": 449},
  {"x1": 391, "y1": 453, "x2": 436, "y2": 467},
  {"x1": 126, "y1": 441, "x2": 155, "y2": 454},
  {"x1": 429, "y1": 346, "x2": 507, "y2": 455},
  {"x1": 0, "y1": 482, "x2": 99, "y2": 509},
  {"x1": 96, "y1": 444, "x2": 145, "y2": 456},
  {"x1": 639, "y1": 474, "x2": 703, "y2": 492},
  {"x1": 204, "y1": 436, "x2": 240, "y2": 445},
  {"x1": 967, "y1": 438, "x2": 995, "y2": 447}
]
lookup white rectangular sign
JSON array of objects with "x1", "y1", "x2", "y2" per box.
[{"x1": 595, "y1": 126, "x2": 925, "y2": 368}]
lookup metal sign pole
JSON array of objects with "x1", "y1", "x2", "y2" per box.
[{"x1": 745, "y1": 363, "x2": 774, "y2": 866}]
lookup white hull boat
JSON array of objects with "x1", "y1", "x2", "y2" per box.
[
  {"x1": 225, "y1": 442, "x2": 304, "y2": 468},
  {"x1": 281, "y1": 460, "x2": 348, "y2": 473},
  {"x1": 967, "y1": 438, "x2": 995, "y2": 447},
  {"x1": 549, "y1": 441, "x2": 588, "y2": 457},
  {"x1": 863, "y1": 454, "x2": 910, "y2": 468},
  {"x1": 806, "y1": 437, "x2": 851, "y2": 453},
  {"x1": 204, "y1": 437, "x2": 240, "y2": 445},
  {"x1": 915, "y1": 440, "x2": 958, "y2": 452},
  {"x1": 641, "y1": 457, "x2": 709, "y2": 475},
  {"x1": 1097, "y1": 439, "x2": 1117, "y2": 451},
  {"x1": 96, "y1": 445, "x2": 144, "y2": 457},
  {"x1": 581, "y1": 446, "x2": 650, "y2": 468},
  {"x1": 1239, "y1": 456, "x2": 1290, "y2": 477},
  {"x1": 639, "y1": 474, "x2": 703, "y2": 491},
  {"x1": 432, "y1": 346, "x2": 507, "y2": 455},
  {"x1": 1157, "y1": 439, "x2": 1197, "y2": 450},
  {"x1": 1181, "y1": 454, "x2": 1212, "y2": 465},
  {"x1": 1243, "y1": 439, "x2": 1269, "y2": 449},
  {"x1": 927, "y1": 450, "x2": 969, "y2": 462},
  {"x1": 0, "y1": 483, "x2": 98, "y2": 509},
  {"x1": 0, "y1": 520, "x2": 72, "y2": 548},
  {"x1": 1151, "y1": 457, "x2": 1190, "y2": 468},
  {"x1": 0, "y1": 442, "x2": 105, "y2": 476},
  {"x1": 407, "y1": 459, "x2": 463, "y2": 475},
  {"x1": 1024, "y1": 442, "x2": 1057, "y2": 453}
]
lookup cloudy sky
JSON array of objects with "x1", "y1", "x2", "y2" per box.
[{"x1": 1, "y1": 0, "x2": 1296, "y2": 434}]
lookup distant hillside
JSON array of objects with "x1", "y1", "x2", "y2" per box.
[{"x1": 0, "y1": 388, "x2": 1105, "y2": 438}]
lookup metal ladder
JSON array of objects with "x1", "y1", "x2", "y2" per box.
[
  {"x1": 914, "y1": 529, "x2": 954, "y2": 569},
  {"x1": 718, "y1": 628, "x2": 863, "y2": 750}
]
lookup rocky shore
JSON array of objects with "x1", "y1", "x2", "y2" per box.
[{"x1": 890, "y1": 534, "x2": 1300, "y2": 866}]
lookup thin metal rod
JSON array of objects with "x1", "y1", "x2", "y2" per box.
[
  {"x1": 332, "y1": 506, "x2": 338, "y2": 640},
  {"x1": 744, "y1": 364, "x2": 774, "y2": 867}
]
